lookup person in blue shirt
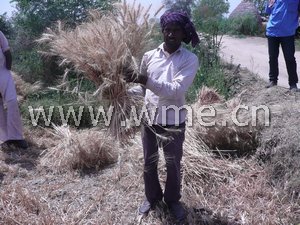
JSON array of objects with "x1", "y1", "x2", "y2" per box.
[{"x1": 265, "y1": 0, "x2": 300, "y2": 90}]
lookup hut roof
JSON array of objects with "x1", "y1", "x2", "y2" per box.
[{"x1": 229, "y1": 0, "x2": 260, "y2": 20}]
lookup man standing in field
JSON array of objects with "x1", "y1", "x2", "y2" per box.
[
  {"x1": 0, "y1": 30, "x2": 28, "y2": 149},
  {"x1": 265, "y1": 0, "x2": 300, "y2": 90},
  {"x1": 125, "y1": 11, "x2": 200, "y2": 223}
]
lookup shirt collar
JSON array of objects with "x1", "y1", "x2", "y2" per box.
[{"x1": 157, "y1": 43, "x2": 183, "y2": 55}]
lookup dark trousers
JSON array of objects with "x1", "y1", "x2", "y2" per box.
[
  {"x1": 267, "y1": 35, "x2": 298, "y2": 85},
  {"x1": 141, "y1": 123, "x2": 185, "y2": 205}
]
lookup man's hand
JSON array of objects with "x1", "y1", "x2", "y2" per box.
[
  {"x1": 269, "y1": 0, "x2": 275, "y2": 7},
  {"x1": 123, "y1": 68, "x2": 148, "y2": 85}
]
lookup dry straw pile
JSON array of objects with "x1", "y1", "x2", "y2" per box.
[
  {"x1": 192, "y1": 86, "x2": 260, "y2": 157},
  {"x1": 40, "y1": 125, "x2": 117, "y2": 171},
  {"x1": 182, "y1": 125, "x2": 241, "y2": 206},
  {"x1": 0, "y1": 185, "x2": 57, "y2": 225},
  {"x1": 198, "y1": 86, "x2": 224, "y2": 105},
  {"x1": 38, "y1": 1, "x2": 161, "y2": 142},
  {"x1": 12, "y1": 71, "x2": 41, "y2": 103}
]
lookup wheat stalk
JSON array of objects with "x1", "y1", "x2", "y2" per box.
[{"x1": 38, "y1": 1, "x2": 162, "y2": 142}]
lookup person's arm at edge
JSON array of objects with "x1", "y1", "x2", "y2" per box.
[
  {"x1": 4, "y1": 49, "x2": 12, "y2": 70},
  {"x1": 0, "y1": 31, "x2": 12, "y2": 70}
]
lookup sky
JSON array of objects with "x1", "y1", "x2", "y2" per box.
[
  {"x1": 0, "y1": 0, "x2": 16, "y2": 17},
  {"x1": 0, "y1": 0, "x2": 241, "y2": 17}
]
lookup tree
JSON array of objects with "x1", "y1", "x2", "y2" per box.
[
  {"x1": 193, "y1": 0, "x2": 229, "y2": 21},
  {"x1": 11, "y1": 0, "x2": 116, "y2": 38},
  {"x1": 10, "y1": 0, "x2": 117, "y2": 84},
  {"x1": 0, "y1": 13, "x2": 12, "y2": 37},
  {"x1": 192, "y1": 0, "x2": 229, "y2": 70},
  {"x1": 163, "y1": 0, "x2": 194, "y2": 17},
  {"x1": 248, "y1": 0, "x2": 267, "y2": 15},
  {"x1": 192, "y1": 0, "x2": 229, "y2": 32}
]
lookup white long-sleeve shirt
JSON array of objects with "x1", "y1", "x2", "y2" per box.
[{"x1": 140, "y1": 43, "x2": 199, "y2": 125}]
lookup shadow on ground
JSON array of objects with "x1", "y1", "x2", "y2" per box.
[{"x1": 1, "y1": 141, "x2": 44, "y2": 170}]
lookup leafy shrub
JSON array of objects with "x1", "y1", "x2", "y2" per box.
[
  {"x1": 10, "y1": 0, "x2": 117, "y2": 86},
  {"x1": 0, "y1": 13, "x2": 12, "y2": 37},
  {"x1": 11, "y1": 41, "x2": 67, "y2": 86},
  {"x1": 13, "y1": 48, "x2": 46, "y2": 83},
  {"x1": 223, "y1": 14, "x2": 263, "y2": 36},
  {"x1": 187, "y1": 63, "x2": 229, "y2": 103},
  {"x1": 186, "y1": 30, "x2": 231, "y2": 102}
]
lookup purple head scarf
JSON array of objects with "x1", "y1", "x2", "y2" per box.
[{"x1": 160, "y1": 11, "x2": 200, "y2": 48}]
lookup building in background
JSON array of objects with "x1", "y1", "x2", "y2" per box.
[{"x1": 229, "y1": 0, "x2": 262, "y2": 25}]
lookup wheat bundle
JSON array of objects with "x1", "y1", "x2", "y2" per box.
[
  {"x1": 38, "y1": 1, "x2": 161, "y2": 141},
  {"x1": 40, "y1": 125, "x2": 117, "y2": 171}
]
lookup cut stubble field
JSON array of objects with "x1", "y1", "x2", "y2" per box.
[{"x1": 0, "y1": 65, "x2": 299, "y2": 225}]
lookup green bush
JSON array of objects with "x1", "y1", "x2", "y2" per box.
[
  {"x1": 186, "y1": 28, "x2": 231, "y2": 103},
  {"x1": 223, "y1": 14, "x2": 262, "y2": 36},
  {"x1": 13, "y1": 49, "x2": 45, "y2": 83},
  {"x1": 10, "y1": 0, "x2": 117, "y2": 86},
  {"x1": 186, "y1": 63, "x2": 229, "y2": 103},
  {"x1": 0, "y1": 13, "x2": 12, "y2": 37},
  {"x1": 12, "y1": 46, "x2": 66, "y2": 86}
]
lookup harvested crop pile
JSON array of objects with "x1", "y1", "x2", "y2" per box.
[
  {"x1": 192, "y1": 87, "x2": 262, "y2": 157},
  {"x1": 40, "y1": 125, "x2": 117, "y2": 171}
]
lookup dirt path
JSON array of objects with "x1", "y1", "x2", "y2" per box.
[{"x1": 220, "y1": 35, "x2": 300, "y2": 88}]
